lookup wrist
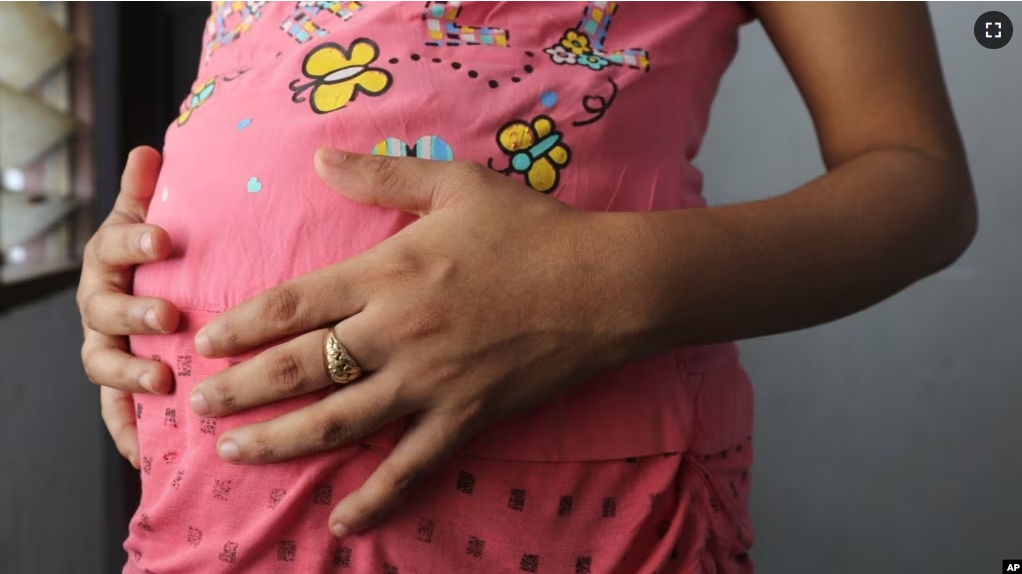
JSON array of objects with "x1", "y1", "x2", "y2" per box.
[{"x1": 570, "y1": 209, "x2": 678, "y2": 368}]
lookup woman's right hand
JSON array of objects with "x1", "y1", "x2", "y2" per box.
[{"x1": 77, "y1": 146, "x2": 180, "y2": 468}]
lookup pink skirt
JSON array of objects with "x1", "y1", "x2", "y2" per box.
[
  {"x1": 123, "y1": 439, "x2": 754, "y2": 573},
  {"x1": 125, "y1": 312, "x2": 754, "y2": 573}
]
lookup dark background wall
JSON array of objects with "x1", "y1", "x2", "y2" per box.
[{"x1": 0, "y1": 3, "x2": 1017, "y2": 573}]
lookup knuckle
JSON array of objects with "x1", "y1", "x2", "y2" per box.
[
  {"x1": 386, "y1": 465, "x2": 421, "y2": 498},
  {"x1": 453, "y1": 160, "x2": 486, "y2": 182},
  {"x1": 249, "y1": 434, "x2": 277, "y2": 463},
  {"x1": 84, "y1": 231, "x2": 101, "y2": 261},
  {"x1": 120, "y1": 226, "x2": 143, "y2": 259},
  {"x1": 366, "y1": 156, "x2": 402, "y2": 191},
  {"x1": 90, "y1": 226, "x2": 115, "y2": 264},
  {"x1": 81, "y1": 347, "x2": 101, "y2": 386},
  {"x1": 269, "y1": 351, "x2": 306, "y2": 394},
  {"x1": 264, "y1": 286, "x2": 302, "y2": 325},
  {"x1": 210, "y1": 315, "x2": 242, "y2": 352},
  {"x1": 400, "y1": 307, "x2": 449, "y2": 341},
  {"x1": 317, "y1": 416, "x2": 350, "y2": 449},
  {"x1": 376, "y1": 248, "x2": 422, "y2": 282},
  {"x1": 115, "y1": 442, "x2": 134, "y2": 460},
  {"x1": 81, "y1": 297, "x2": 99, "y2": 332},
  {"x1": 82, "y1": 362, "x2": 100, "y2": 386},
  {"x1": 208, "y1": 378, "x2": 237, "y2": 412}
]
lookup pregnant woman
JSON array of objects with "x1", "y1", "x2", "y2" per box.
[{"x1": 78, "y1": 2, "x2": 975, "y2": 572}]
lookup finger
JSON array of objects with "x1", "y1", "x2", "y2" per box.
[
  {"x1": 315, "y1": 148, "x2": 475, "y2": 214},
  {"x1": 87, "y1": 222, "x2": 172, "y2": 270},
  {"x1": 194, "y1": 263, "x2": 370, "y2": 358},
  {"x1": 327, "y1": 409, "x2": 460, "y2": 538},
  {"x1": 190, "y1": 318, "x2": 385, "y2": 416},
  {"x1": 82, "y1": 330, "x2": 175, "y2": 394},
  {"x1": 101, "y1": 386, "x2": 141, "y2": 469},
  {"x1": 213, "y1": 371, "x2": 411, "y2": 464},
  {"x1": 80, "y1": 289, "x2": 180, "y2": 336},
  {"x1": 105, "y1": 146, "x2": 164, "y2": 226}
]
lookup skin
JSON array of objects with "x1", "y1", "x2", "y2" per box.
[{"x1": 80, "y1": 3, "x2": 976, "y2": 540}]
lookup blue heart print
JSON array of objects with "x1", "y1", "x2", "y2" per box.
[{"x1": 247, "y1": 177, "x2": 262, "y2": 193}]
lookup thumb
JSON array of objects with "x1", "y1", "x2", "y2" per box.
[
  {"x1": 106, "y1": 146, "x2": 163, "y2": 226},
  {"x1": 314, "y1": 148, "x2": 464, "y2": 215}
]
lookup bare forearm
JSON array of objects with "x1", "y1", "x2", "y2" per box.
[{"x1": 593, "y1": 148, "x2": 976, "y2": 360}]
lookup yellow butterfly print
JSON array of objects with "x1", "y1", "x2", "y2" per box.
[
  {"x1": 177, "y1": 77, "x2": 216, "y2": 126},
  {"x1": 289, "y1": 39, "x2": 392, "y2": 114},
  {"x1": 488, "y1": 115, "x2": 571, "y2": 193}
]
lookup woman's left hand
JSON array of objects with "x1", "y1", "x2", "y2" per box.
[{"x1": 188, "y1": 149, "x2": 642, "y2": 538}]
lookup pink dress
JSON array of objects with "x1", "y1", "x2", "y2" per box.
[{"x1": 127, "y1": 2, "x2": 756, "y2": 572}]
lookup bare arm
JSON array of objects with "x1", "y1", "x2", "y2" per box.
[{"x1": 599, "y1": 2, "x2": 977, "y2": 355}]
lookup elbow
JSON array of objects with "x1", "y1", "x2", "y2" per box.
[{"x1": 924, "y1": 159, "x2": 978, "y2": 274}]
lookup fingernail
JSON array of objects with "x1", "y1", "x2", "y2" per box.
[
  {"x1": 330, "y1": 522, "x2": 350, "y2": 539},
  {"x1": 140, "y1": 233, "x2": 154, "y2": 257},
  {"x1": 218, "y1": 439, "x2": 240, "y2": 462},
  {"x1": 189, "y1": 391, "x2": 209, "y2": 415},
  {"x1": 318, "y1": 147, "x2": 347, "y2": 166},
  {"x1": 194, "y1": 332, "x2": 213, "y2": 357},
  {"x1": 138, "y1": 372, "x2": 155, "y2": 393},
  {"x1": 143, "y1": 308, "x2": 163, "y2": 332}
]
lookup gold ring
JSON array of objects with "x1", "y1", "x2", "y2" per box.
[{"x1": 324, "y1": 331, "x2": 362, "y2": 384}]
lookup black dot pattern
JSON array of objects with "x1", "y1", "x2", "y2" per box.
[
  {"x1": 602, "y1": 497, "x2": 617, "y2": 518},
  {"x1": 575, "y1": 556, "x2": 592, "y2": 574},
  {"x1": 508, "y1": 489, "x2": 526, "y2": 511},
  {"x1": 520, "y1": 554, "x2": 539, "y2": 572},
  {"x1": 187, "y1": 526, "x2": 203, "y2": 547},
  {"x1": 558, "y1": 495, "x2": 574, "y2": 516},
  {"x1": 416, "y1": 518, "x2": 434, "y2": 543},
  {"x1": 312, "y1": 484, "x2": 333, "y2": 505},
  {"x1": 466, "y1": 536, "x2": 485, "y2": 558},
  {"x1": 400, "y1": 49, "x2": 536, "y2": 87},
  {"x1": 277, "y1": 540, "x2": 297, "y2": 562},
  {"x1": 268, "y1": 488, "x2": 286, "y2": 509},
  {"x1": 200, "y1": 417, "x2": 217, "y2": 435},
  {"x1": 333, "y1": 546, "x2": 352, "y2": 567},
  {"x1": 456, "y1": 471, "x2": 475, "y2": 494},
  {"x1": 176, "y1": 355, "x2": 192, "y2": 377},
  {"x1": 213, "y1": 479, "x2": 232, "y2": 502},
  {"x1": 218, "y1": 542, "x2": 238, "y2": 563}
]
